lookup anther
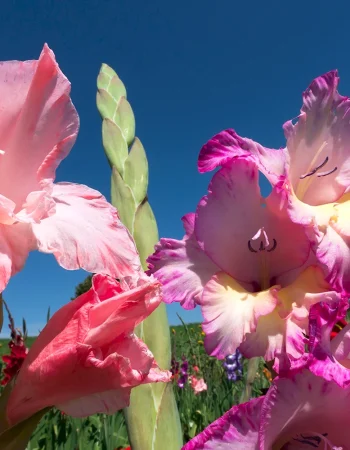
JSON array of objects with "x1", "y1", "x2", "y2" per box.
[
  {"x1": 266, "y1": 239, "x2": 277, "y2": 252},
  {"x1": 317, "y1": 166, "x2": 337, "y2": 177},
  {"x1": 299, "y1": 156, "x2": 329, "y2": 179},
  {"x1": 248, "y1": 240, "x2": 258, "y2": 253},
  {"x1": 248, "y1": 238, "x2": 277, "y2": 253}
]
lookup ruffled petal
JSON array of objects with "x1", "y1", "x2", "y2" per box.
[
  {"x1": 195, "y1": 159, "x2": 310, "y2": 287},
  {"x1": 259, "y1": 370, "x2": 350, "y2": 449},
  {"x1": 7, "y1": 333, "x2": 170, "y2": 424},
  {"x1": 307, "y1": 302, "x2": 350, "y2": 388},
  {"x1": 182, "y1": 396, "x2": 262, "y2": 449},
  {"x1": 284, "y1": 70, "x2": 350, "y2": 205},
  {"x1": 198, "y1": 128, "x2": 287, "y2": 185},
  {"x1": 147, "y1": 214, "x2": 218, "y2": 309},
  {"x1": 31, "y1": 182, "x2": 141, "y2": 278},
  {"x1": 85, "y1": 275, "x2": 162, "y2": 347},
  {"x1": 0, "y1": 44, "x2": 79, "y2": 207},
  {"x1": 200, "y1": 272, "x2": 278, "y2": 359}
]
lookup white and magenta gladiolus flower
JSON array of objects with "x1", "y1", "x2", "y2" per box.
[
  {"x1": 198, "y1": 70, "x2": 350, "y2": 294},
  {"x1": 183, "y1": 369, "x2": 349, "y2": 449},
  {"x1": 6, "y1": 273, "x2": 170, "y2": 425},
  {"x1": 148, "y1": 158, "x2": 342, "y2": 368},
  {"x1": 0, "y1": 44, "x2": 141, "y2": 292}
]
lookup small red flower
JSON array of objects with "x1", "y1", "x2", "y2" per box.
[{"x1": 1, "y1": 334, "x2": 28, "y2": 386}]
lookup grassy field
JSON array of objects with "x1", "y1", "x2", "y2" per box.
[{"x1": 0, "y1": 323, "x2": 271, "y2": 449}]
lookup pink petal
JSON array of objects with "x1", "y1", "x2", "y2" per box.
[
  {"x1": 198, "y1": 128, "x2": 287, "y2": 185},
  {"x1": 85, "y1": 276, "x2": 162, "y2": 348},
  {"x1": 307, "y1": 302, "x2": 350, "y2": 388},
  {"x1": 284, "y1": 70, "x2": 350, "y2": 205},
  {"x1": 0, "y1": 44, "x2": 79, "y2": 207},
  {"x1": 31, "y1": 182, "x2": 141, "y2": 278},
  {"x1": 182, "y1": 396, "x2": 262, "y2": 449},
  {"x1": 200, "y1": 272, "x2": 278, "y2": 359},
  {"x1": 260, "y1": 370, "x2": 350, "y2": 449},
  {"x1": 0, "y1": 222, "x2": 36, "y2": 292},
  {"x1": 58, "y1": 388, "x2": 131, "y2": 417},
  {"x1": 239, "y1": 310, "x2": 288, "y2": 361},
  {"x1": 147, "y1": 213, "x2": 218, "y2": 309},
  {"x1": 314, "y1": 224, "x2": 350, "y2": 293},
  {"x1": 195, "y1": 159, "x2": 310, "y2": 287}
]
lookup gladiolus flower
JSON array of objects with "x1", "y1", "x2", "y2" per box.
[
  {"x1": 0, "y1": 44, "x2": 140, "y2": 293},
  {"x1": 197, "y1": 71, "x2": 350, "y2": 295},
  {"x1": 183, "y1": 369, "x2": 349, "y2": 449},
  {"x1": 148, "y1": 158, "x2": 343, "y2": 369},
  {"x1": 6, "y1": 273, "x2": 170, "y2": 425}
]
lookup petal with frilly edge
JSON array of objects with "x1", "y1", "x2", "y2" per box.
[
  {"x1": 31, "y1": 182, "x2": 141, "y2": 278},
  {"x1": 306, "y1": 302, "x2": 350, "y2": 388},
  {"x1": 8, "y1": 333, "x2": 170, "y2": 424},
  {"x1": 147, "y1": 213, "x2": 218, "y2": 309},
  {"x1": 84, "y1": 274, "x2": 162, "y2": 347},
  {"x1": 195, "y1": 159, "x2": 310, "y2": 288},
  {"x1": 0, "y1": 44, "x2": 79, "y2": 207},
  {"x1": 182, "y1": 396, "x2": 262, "y2": 449},
  {"x1": 200, "y1": 272, "x2": 278, "y2": 359},
  {"x1": 259, "y1": 370, "x2": 350, "y2": 450},
  {"x1": 284, "y1": 70, "x2": 350, "y2": 206},
  {"x1": 239, "y1": 266, "x2": 341, "y2": 372},
  {"x1": 198, "y1": 128, "x2": 287, "y2": 185}
]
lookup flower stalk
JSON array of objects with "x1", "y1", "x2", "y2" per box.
[{"x1": 97, "y1": 64, "x2": 182, "y2": 449}]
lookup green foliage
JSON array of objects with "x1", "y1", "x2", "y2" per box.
[{"x1": 73, "y1": 276, "x2": 92, "y2": 299}]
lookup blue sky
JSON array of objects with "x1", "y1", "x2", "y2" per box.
[{"x1": 1, "y1": 0, "x2": 350, "y2": 335}]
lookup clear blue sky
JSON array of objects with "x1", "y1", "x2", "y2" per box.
[{"x1": 1, "y1": 0, "x2": 350, "y2": 335}]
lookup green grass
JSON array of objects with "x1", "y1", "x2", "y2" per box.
[{"x1": 0, "y1": 324, "x2": 271, "y2": 449}]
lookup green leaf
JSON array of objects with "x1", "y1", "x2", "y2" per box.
[
  {"x1": 102, "y1": 119, "x2": 128, "y2": 174},
  {"x1": 124, "y1": 138, "x2": 148, "y2": 206},
  {"x1": 133, "y1": 201, "x2": 159, "y2": 269},
  {"x1": 0, "y1": 408, "x2": 50, "y2": 450},
  {"x1": 114, "y1": 97, "x2": 135, "y2": 147},
  {"x1": 96, "y1": 89, "x2": 117, "y2": 120},
  {"x1": 111, "y1": 168, "x2": 136, "y2": 234}
]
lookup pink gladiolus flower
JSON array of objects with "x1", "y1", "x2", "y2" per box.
[
  {"x1": 190, "y1": 376, "x2": 207, "y2": 395},
  {"x1": 6, "y1": 273, "x2": 170, "y2": 425},
  {"x1": 0, "y1": 44, "x2": 140, "y2": 292},
  {"x1": 183, "y1": 369, "x2": 349, "y2": 449},
  {"x1": 148, "y1": 158, "x2": 343, "y2": 369},
  {"x1": 197, "y1": 71, "x2": 350, "y2": 295}
]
